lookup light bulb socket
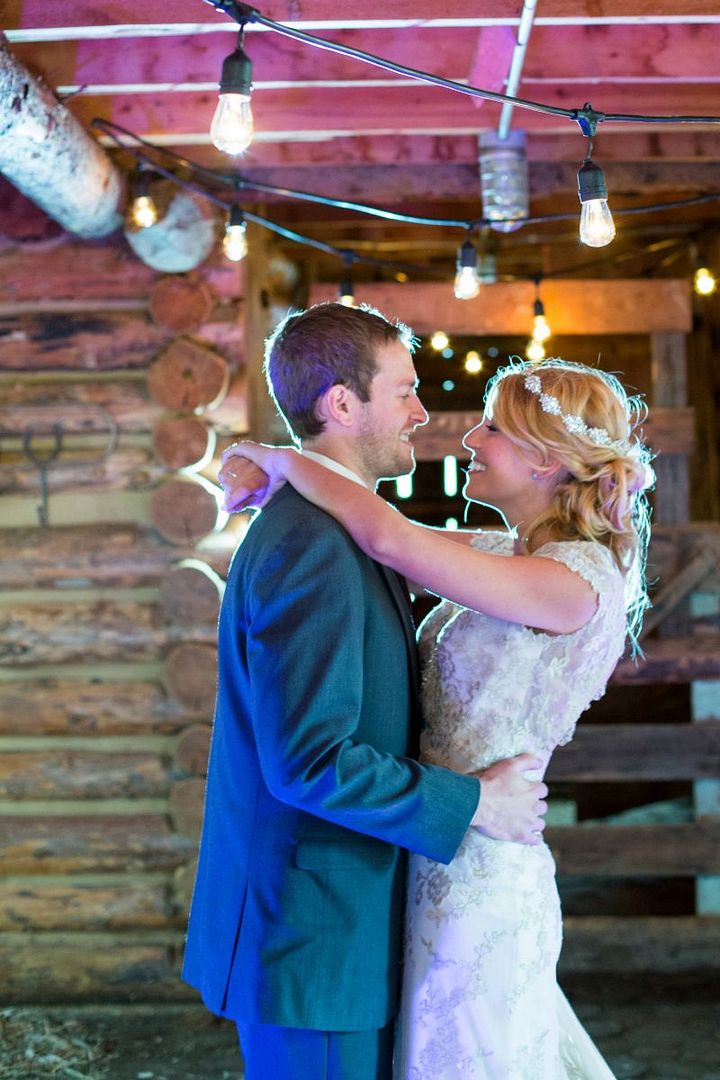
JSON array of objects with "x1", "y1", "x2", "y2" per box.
[
  {"x1": 227, "y1": 205, "x2": 246, "y2": 230},
  {"x1": 577, "y1": 159, "x2": 608, "y2": 204},
  {"x1": 533, "y1": 297, "x2": 545, "y2": 318},
  {"x1": 338, "y1": 279, "x2": 356, "y2": 307},
  {"x1": 219, "y1": 31, "x2": 253, "y2": 96},
  {"x1": 133, "y1": 164, "x2": 156, "y2": 197},
  {"x1": 456, "y1": 238, "x2": 477, "y2": 271}
]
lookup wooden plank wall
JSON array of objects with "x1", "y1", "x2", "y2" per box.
[{"x1": 0, "y1": 236, "x2": 247, "y2": 1002}]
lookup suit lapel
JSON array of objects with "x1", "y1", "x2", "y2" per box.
[{"x1": 377, "y1": 564, "x2": 421, "y2": 697}]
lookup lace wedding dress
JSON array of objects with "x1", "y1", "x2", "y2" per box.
[{"x1": 395, "y1": 532, "x2": 627, "y2": 1080}]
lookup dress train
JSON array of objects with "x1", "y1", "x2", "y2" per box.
[{"x1": 558, "y1": 987, "x2": 616, "y2": 1080}]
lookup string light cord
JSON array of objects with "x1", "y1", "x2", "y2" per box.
[
  {"x1": 230, "y1": 174, "x2": 478, "y2": 229},
  {"x1": 93, "y1": 120, "x2": 720, "y2": 285},
  {"x1": 93, "y1": 119, "x2": 720, "y2": 238},
  {"x1": 93, "y1": 118, "x2": 445, "y2": 275},
  {"x1": 205, "y1": 0, "x2": 574, "y2": 122},
  {"x1": 203, "y1": 0, "x2": 720, "y2": 131}
]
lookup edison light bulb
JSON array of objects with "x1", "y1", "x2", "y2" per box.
[
  {"x1": 454, "y1": 265, "x2": 481, "y2": 301},
  {"x1": 130, "y1": 193, "x2": 158, "y2": 229},
  {"x1": 464, "y1": 351, "x2": 483, "y2": 374},
  {"x1": 579, "y1": 199, "x2": 616, "y2": 248},
  {"x1": 577, "y1": 158, "x2": 616, "y2": 248},
  {"x1": 211, "y1": 94, "x2": 254, "y2": 156},
  {"x1": 454, "y1": 238, "x2": 480, "y2": 300},
  {"x1": 223, "y1": 219, "x2": 248, "y2": 262},
  {"x1": 526, "y1": 338, "x2": 545, "y2": 363},
  {"x1": 339, "y1": 279, "x2": 355, "y2": 307},
  {"x1": 532, "y1": 313, "x2": 552, "y2": 344},
  {"x1": 694, "y1": 266, "x2": 717, "y2": 296},
  {"x1": 430, "y1": 331, "x2": 450, "y2": 351}
]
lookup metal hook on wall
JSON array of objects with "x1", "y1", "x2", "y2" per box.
[
  {"x1": 22, "y1": 423, "x2": 63, "y2": 528},
  {"x1": 17, "y1": 408, "x2": 119, "y2": 528}
]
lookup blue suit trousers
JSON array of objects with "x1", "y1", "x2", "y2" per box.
[{"x1": 237, "y1": 1020, "x2": 394, "y2": 1079}]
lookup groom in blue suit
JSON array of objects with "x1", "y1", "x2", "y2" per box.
[{"x1": 183, "y1": 303, "x2": 546, "y2": 1078}]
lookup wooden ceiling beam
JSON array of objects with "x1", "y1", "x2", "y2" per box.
[
  {"x1": 68, "y1": 83, "x2": 720, "y2": 142},
  {"x1": 11, "y1": 28, "x2": 474, "y2": 89},
  {"x1": 154, "y1": 131, "x2": 720, "y2": 172},
  {"x1": 11, "y1": 25, "x2": 720, "y2": 90},
  {"x1": 523, "y1": 25, "x2": 720, "y2": 82},
  {"x1": 309, "y1": 279, "x2": 692, "y2": 334},
  {"x1": 7, "y1": 1, "x2": 720, "y2": 36},
  {"x1": 12, "y1": 29, "x2": 479, "y2": 89},
  {"x1": 193, "y1": 161, "x2": 720, "y2": 205}
]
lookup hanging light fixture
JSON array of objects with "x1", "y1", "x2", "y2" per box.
[
  {"x1": 222, "y1": 205, "x2": 248, "y2": 262},
  {"x1": 211, "y1": 27, "x2": 254, "y2": 156},
  {"x1": 526, "y1": 338, "x2": 545, "y2": 363},
  {"x1": 338, "y1": 278, "x2": 356, "y2": 307},
  {"x1": 531, "y1": 280, "x2": 552, "y2": 345},
  {"x1": 454, "y1": 237, "x2": 481, "y2": 300},
  {"x1": 464, "y1": 351, "x2": 483, "y2": 374},
  {"x1": 338, "y1": 253, "x2": 356, "y2": 306},
  {"x1": 479, "y1": 130, "x2": 529, "y2": 233},
  {"x1": 430, "y1": 331, "x2": 450, "y2": 351},
  {"x1": 127, "y1": 166, "x2": 158, "y2": 229},
  {"x1": 577, "y1": 147, "x2": 616, "y2": 248},
  {"x1": 694, "y1": 266, "x2": 717, "y2": 296}
]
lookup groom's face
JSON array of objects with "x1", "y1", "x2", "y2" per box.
[{"x1": 355, "y1": 339, "x2": 428, "y2": 482}]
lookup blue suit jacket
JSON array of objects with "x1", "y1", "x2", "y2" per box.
[{"x1": 182, "y1": 485, "x2": 479, "y2": 1030}]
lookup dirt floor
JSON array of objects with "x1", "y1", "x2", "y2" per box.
[{"x1": 1, "y1": 979, "x2": 718, "y2": 1079}]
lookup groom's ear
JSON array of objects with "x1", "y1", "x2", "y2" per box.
[{"x1": 317, "y1": 383, "x2": 359, "y2": 429}]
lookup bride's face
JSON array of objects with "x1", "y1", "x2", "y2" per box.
[{"x1": 461, "y1": 415, "x2": 542, "y2": 517}]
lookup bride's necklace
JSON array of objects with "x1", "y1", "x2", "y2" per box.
[{"x1": 508, "y1": 523, "x2": 530, "y2": 554}]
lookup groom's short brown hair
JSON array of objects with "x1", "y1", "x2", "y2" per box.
[{"x1": 264, "y1": 302, "x2": 416, "y2": 440}]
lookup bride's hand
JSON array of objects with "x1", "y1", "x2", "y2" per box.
[{"x1": 219, "y1": 443, "x2": 295, "y2": 512}]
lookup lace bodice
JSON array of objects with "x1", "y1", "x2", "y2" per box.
[{"x1": 417, "y1": 531, "x2": 627, "y2": 774}]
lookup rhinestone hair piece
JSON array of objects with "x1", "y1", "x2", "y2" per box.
[{"x1": 524, "y1": 372, "x2": 630, "y2": 454}]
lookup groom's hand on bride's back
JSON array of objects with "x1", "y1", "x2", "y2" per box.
[{"x1": 470, "y1": 754, "x2": 548, "y2": 845}]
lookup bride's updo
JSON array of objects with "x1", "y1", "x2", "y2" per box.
[{"x1": 484, "y1": 357, "x2": 653, "y2": 642}]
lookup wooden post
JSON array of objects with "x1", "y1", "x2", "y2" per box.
[
  {"x1": 692, "y1": 673, "x2": 720, "y2": 914},
  {"x1": 650, "y1": 332, "x2": 690, "y2": 525},
  {"x1": 244, "y1": 222, "x2": 289, "y2": 443}
]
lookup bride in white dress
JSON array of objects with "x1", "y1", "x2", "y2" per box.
[{"x1": 220, "y1": 357, "x2": 652, "y2": 1080}]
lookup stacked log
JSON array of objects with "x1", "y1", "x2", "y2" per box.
[{"x1": 0, "y1": 227, "x2": 248, "y2": 1002}]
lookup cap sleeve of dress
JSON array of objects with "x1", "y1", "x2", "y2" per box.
[{"x1": 533, "y1": 540, "x2": 622, "y2": 613}]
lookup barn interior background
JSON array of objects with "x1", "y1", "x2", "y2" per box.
[{"x1": 1, "y1": 0, "x2": 720, "y2": 1016}]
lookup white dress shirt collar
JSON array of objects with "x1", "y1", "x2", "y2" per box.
[{"x1": 302, "y1": 449, "x2": 371, "y2": 490}]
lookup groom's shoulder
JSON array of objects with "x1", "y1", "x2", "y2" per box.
[{"x1": 237, "y1": 485, "x2": 356, "y2": 561}]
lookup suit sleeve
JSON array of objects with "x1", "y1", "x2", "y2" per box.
[{"x1": 244, "y1": 513, "x2": 479, "y2": 865}]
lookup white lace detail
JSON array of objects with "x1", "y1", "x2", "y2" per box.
[
  {"x1": 395, "y1": 537, "x2": 624, "y2": 1079},
  {"x1": 468, "y1": 529, "x2": 516, "y2": 556}
]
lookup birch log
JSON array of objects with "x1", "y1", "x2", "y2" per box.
[{"x1": 0, "y1": 33, "x2": 123, "y2": 238}]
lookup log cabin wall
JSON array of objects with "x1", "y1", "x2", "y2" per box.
[{"x1": 0, "y1": 235, "x2": 249, "y2": 1002}]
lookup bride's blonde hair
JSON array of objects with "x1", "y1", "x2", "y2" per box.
[{"x1": 484, "y1": 357, "x2": 654, "y2": 646}]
